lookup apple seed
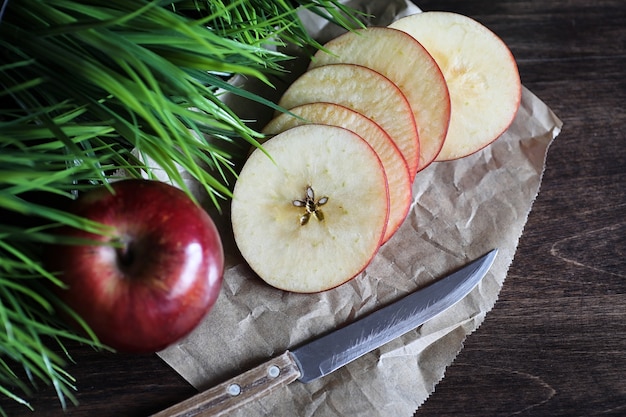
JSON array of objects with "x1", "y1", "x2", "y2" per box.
[{"x1": 292, "y1": 186, "x2": 328, "y2": 226}]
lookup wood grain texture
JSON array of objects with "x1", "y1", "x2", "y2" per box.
[
  {"x1": 1, "y1": 1, "x2": 624, "y2": 416},
  {"x1": 413, "y1": 1, "x2": 626, "y2": 416}
]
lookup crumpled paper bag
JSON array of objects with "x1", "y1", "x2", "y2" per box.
[{"x1": 157, "y1": 1, "x2": 563, "y2": 416}]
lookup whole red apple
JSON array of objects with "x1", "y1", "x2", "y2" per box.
[{"x1": 47, "y1": 179, "x2": 224, "y2": 353}]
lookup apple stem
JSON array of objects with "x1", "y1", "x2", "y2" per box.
[
  {"x1": 116, "y1": 239, "x2": 135, "y2": 269},
  {"x1": 292, "y1": 186, "x2": 328, "y2": 226}
]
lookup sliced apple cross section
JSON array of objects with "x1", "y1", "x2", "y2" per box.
[
  {"x1": 263, "y1": 102, "x2": 411, "y2": 243},
  {"x1": 231, "y1": 124, "x2": 389, "y2": 293},
  {"x1": 390, "y1": 12, "x2": 522, "y2": 160},
  {"x1": 310, "y1": 27, "x2": 450, "y2": 174},
  {"x1": 276, "y1": 63, "x2": 419, "y2": 182}
]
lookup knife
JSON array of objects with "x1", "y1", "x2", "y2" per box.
[{"x1": 152, "y1": 248, "x2": 498, "y2": 417}]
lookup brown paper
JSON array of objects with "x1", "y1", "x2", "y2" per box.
[{"x1": 157, "y1": 2, "x2": 563, "y2": 415}]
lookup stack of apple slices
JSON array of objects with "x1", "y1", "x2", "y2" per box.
[
  {"x1": 263, "y1": 103, "x2": 412, "y2": 244},
  {"x1": 231, "y1": 11, "x2": 521, "y2": 293}
]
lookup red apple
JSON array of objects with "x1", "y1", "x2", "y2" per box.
[{"x1": 47, "y1": 179, "x2": 224, "y2": 353}]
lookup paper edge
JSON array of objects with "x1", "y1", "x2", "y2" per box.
[{"x1": 412, "y1": 86, "x2": 563, "y2": 413}]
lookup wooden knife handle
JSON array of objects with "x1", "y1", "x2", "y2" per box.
[{"x1": 151, "y1": 351, "x2": 301, "y2": 417}]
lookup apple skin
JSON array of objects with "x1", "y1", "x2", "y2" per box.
[{"x1": 46, "y1": 179, "x2": 224, "y2": 353}]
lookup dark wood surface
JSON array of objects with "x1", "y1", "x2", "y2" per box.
[{"x1": 3, "y1": 1, "x2": 625, "y2": 415}]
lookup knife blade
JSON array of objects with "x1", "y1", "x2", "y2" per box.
[{"x1": 152, "y1": 249, "x2": 498, "y2": 417}]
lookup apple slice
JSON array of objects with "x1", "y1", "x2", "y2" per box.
[
  {"x1": 390, "y1": 12, "x2": 522, "y2": 160},
  {"x1": 276, "y1": 63, "x2": 420, "y2": 182},
  {"x1": 231, "y1": 124, "x2": 389, "y2": 293},
  {"x1": 263, "y1": 102, "x2": 411, "y2": 243},
  {"x1": 310, "y1": 26, "x2": 450, "y2": 173}
]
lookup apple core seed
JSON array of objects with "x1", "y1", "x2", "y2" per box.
[{"x1": 292, "y1": 186, "x2": 328, "y2": 225}]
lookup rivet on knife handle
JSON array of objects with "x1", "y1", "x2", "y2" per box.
[{"x1": 151, "y1": 351, "x2": 301, "y2": 417}]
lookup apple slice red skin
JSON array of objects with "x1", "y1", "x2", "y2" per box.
[
  {"x1": 310, "y1": 26, "x2": 451, "y2": 174},
  {"x1": 46, "y1": 179, "x2": 224, "y2": 353},
  {"x1": 276, "y1": 63, "x2": 420, "y2": 182},
  {"x1": 390, "y1": 12, "x2": 522, "y2": 161}
]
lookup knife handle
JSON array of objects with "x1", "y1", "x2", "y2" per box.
[{"x1": 151, "y1": 351, "x2": 301, "y2": 417}]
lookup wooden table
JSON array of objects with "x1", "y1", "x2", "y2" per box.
[{"x1": 3, "y1": 1, "x2": 624, "y2": 415}]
